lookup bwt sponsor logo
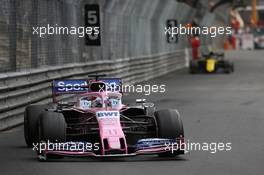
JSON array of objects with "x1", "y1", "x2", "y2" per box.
[
  {"x1": 96, "y1": 111, "x2": 120, "y2": 118},
  {"x1": 55, "y1": 80, "x2": 88, "y2": 92}
]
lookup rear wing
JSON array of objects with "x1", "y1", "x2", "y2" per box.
[
  {"x1": 52, "y1": 78, "x2": 122, "y2": 103},
  {"x1": 52, "y1": 79, "x2": 89, "y2": 103}
]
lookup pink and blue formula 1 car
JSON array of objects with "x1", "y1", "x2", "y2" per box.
[{"x1": 24, "y1": 76, "x2": 185, "y2": 161}]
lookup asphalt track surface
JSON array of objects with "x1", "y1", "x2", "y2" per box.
[{"x1": 1, "y1": 50, "x2": 264, "y2": 175}]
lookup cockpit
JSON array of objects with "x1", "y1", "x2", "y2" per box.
[{"x1": 76, "y1": 92, "x2": 122, "y2": 110}]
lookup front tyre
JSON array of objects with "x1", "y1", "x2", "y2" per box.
[
  {"x1": 24, "y1": 105, "x2": 47, "y2": 147},
  {"x1": 38, "y1": 111, "x2": 66, "y2": 160},
  {"x1": 154, "y1": 109, "x2": 184, "y2": 157},
  {"x1": 189, "y1": 60, "x2": 198, "y2": 74}
]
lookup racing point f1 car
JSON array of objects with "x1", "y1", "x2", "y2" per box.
[
  {"x1": 189, "y1": 52, "x2": 234, "y2": 74},
  {"x1": 24, "y1": 76, "x2": 184, "y2": 161}
]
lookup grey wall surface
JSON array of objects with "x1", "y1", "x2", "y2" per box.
[{"x1": 0, "y1": 0, "x2": 196, "y2": 72}]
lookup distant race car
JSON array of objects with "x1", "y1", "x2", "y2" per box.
[
  {"x1": 24, "y1": 75, "x2": 185, "y2": 161},
  {"x1": 189, "y1": 52, "x2": 234, "y2": 74}
]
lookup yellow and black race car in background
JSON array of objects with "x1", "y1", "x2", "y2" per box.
[{"x1": 189, "y1": 52, "x2": 234, "y2": 74}]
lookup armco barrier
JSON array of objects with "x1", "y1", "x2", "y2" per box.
[{"x1": 0, "y1": 50, "x2": 185, "y2": 131}]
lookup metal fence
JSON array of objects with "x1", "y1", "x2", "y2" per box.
[
  {"x1": 0, "y1": 0, "x2": 83, "y2": 72},
  {"x1": 0, "y1": 0, "x2": 185, "y2": 72},
  {"x1": 0, "y1": 0, "x2": 220, "y2": 73}
]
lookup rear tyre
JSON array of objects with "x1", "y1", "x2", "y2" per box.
[
  {"x1": 224, "y1": 68, "x2": 231, "y2": 74},
  {"x1": 38, "y1": 111, "x2": 66, "y2": 160},
  {"x1": 230, "y1": 62, "x2": 234, "y2": 72},
  {"x1": 24, "y1": 105, "x2": 47, "y2": 147},
  {"x1": 224, "y1": 62, "x2": 234, "y2": 74},
  {"x1": 189, "y1": 60, "x2": 198, "y2": 74},
  {"x1": 154, "y1": 109, "x2": 184, "y2": 157}
]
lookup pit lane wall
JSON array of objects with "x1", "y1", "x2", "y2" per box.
[{"x1": 0, "y1": 0, "x2": 225, "y2": 130}]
